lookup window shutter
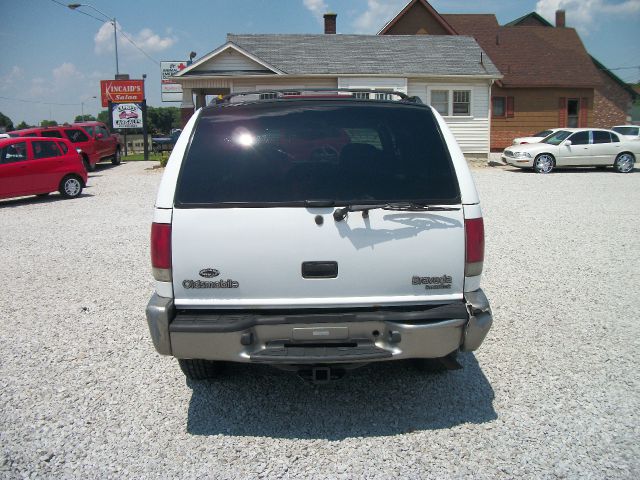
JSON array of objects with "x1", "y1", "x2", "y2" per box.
[
  {"x1": 506, "y1": 96, "x2": 515, "y2": 118},
  {"x1": 558, "y1": 97, "x2": 567, "y2": 127},
  {"x1": 579, "y1": 97, "x2": 588, "y2": 127}
]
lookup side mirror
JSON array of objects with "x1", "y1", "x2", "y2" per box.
[
  {"x1": 564, "y1": 140, "x2": 572, "y2": 146},
  {"x1": 96, "y1": 133, "x2": 104, "y2": 139}
]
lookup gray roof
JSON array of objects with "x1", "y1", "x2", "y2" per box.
[{"x1": 226, "y1": 34, "x2": 500, "y2": 77}]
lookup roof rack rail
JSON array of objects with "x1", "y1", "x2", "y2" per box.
[{"x1": 213, "y1": 88, "x2": 423, "y2": 105}]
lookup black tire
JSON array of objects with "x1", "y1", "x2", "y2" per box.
[
  {"x1": 614, "y1": 152, "x2": 635, "y2": 173},
  {"x1": 59, "y1": 175, "x2": 83, "y2": 199},
  {"x1": 111, "y1": 148, "x2": 122, "y2": 165},
  {"x1": 83, "y1": 156, "x2": 95, "y2": 172},
  {"x1": 178, "y1": 359, "x2": 222, "y2": 380},
  {"x1": 533, "y1": 153, "x2": 555, "y2": 174}
]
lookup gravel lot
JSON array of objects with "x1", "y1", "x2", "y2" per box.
[{"x1": 1, "y1": 160, "x2": 639, "y2": 479}]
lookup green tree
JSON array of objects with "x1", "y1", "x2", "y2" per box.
[
  {"x1": 97, "y1": 110, "x2": 109, "y2": 124},
  {"x1": 15, "y1": 121, "x2": 31, "y2": 130},
  {"x1": 146, "y1": 106, "x2": 180, "y2": 134},
  {"x1": 40, "y1": 120, "x2": 58, "y2": 127},
  {"x1": 0, "y1": 111, "x2": 14, "y2": 132},
  {"x1": 75, "y1": 114, "x2": 96, "y2": 122}
]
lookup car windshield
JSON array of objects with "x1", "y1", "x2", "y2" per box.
[
  {"x1": 612, "y1": 126, "x2": 639, "y2": 136},
  {"x1": 176, "y1": 101, "x2": 460, "y2": 207},
  {"x1": 541, "y1": 130, "x2": 572, "y2": 145},
  {"x1": 534, "y1": 130, "x2": 553, "y2": 137}
]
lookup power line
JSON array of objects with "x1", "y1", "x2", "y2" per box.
[
  {"x1": 0, "y1": 95, "x2": 81, "y2": 106},
  {"x1": 51, "y1": 0, "x2": 160, "y2": 66}
]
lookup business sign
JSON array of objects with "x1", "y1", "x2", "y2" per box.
[
  {"x1": 112, "y1": 103, "x2": 143, "y2": 129},
  {"x1": 100, "y1": 80, "x2": 145, "y2": 107},
  {"x1": 161, "y1": 61, "x2": 187, "y2": 102}
]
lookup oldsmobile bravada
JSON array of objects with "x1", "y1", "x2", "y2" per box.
[{"x1": 146, "y1": 90, "x2": 492, "y2": 381}]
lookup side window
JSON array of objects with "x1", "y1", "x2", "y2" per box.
[
  {"x1": 1, "y1": 142, "x2": 28, "y2": 163},
  {"x1": 610, "y1": 132, "x2": 620, "y2": 143},
  {"x1": 33, "y1": 140, "x2": 62, "y2": 159},
  {"x1": 40, "y1": 130, "x2": 63, "y2": 138},
  {"x1": 452, "y1": 90, "x2": 471, "y2": 116},
  {"x1": 430, "y1": 90, "x2": 449, "y2": 116},
  {"x1": 492, "y1": 97, "x2": 505, "y2": 117},
  {"x1": 569, "y1": 131, "x2": 589, "y2": 145},
  {"x1": 96, "y1": 126, "x2": 109, "y2": 137},
  {"x1": 592, "y1": 131, "x2": 611, "y2": 144},
  {"x1": 57, "y1": 141, "x2": 69, "y2": 154},
  {"x1": 64, "y1": 129, "x2": 89, "y2": 143},
  {"x1": 84, "y1": 126, "x2": 95, "y2": 137}
]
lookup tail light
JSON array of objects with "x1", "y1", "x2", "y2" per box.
[
  {"x1": 465, "y1": 218, "x2": 484, "y2": 277},
  {"x1": 151, "y1": 222, "x2": 172, "y2": 282}
]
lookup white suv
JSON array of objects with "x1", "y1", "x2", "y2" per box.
[{"x1": 146, "y1": 90, "x2": 493, "y2": 382}]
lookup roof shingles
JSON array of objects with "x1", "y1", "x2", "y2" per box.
[{"x1": 226, "y1": 34, "x2": 500, "y2": 77}]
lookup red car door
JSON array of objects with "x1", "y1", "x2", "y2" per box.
[
  {"x1": 30, "y1": 140, "x2": 65, "y2": 192},
  {"x1": 0, "y1": 140, "x2": 30, "y2": 198},
  {"x1": 95, "y1": 124, "x2": 113, "y2": 159}
]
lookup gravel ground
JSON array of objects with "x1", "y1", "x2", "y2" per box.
[{"x1": 1, "y1": 160, "x2": 639, "y2": 479}]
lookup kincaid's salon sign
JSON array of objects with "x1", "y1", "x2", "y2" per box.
[{"x1": 112, "y1": 103, "x2": 143, "y2": 129}]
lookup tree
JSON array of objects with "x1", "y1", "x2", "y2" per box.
[
  {"x1": 146, "y1": 106, "x2": 180, "y2": 134},
  {"x1": 0, "y1": 111, "x2": 14, "y2": 132},
  {"x1": 15, "y1": 121, "x2": 31, "y2": 130},
  {"x1": 40, "y1": 120, "x2": 58, "y2": 127},
  {"x1": 75, "y1": 114, "x2": 96, "y2": 122},
  {"x1": 97, "y1": 110, "x2": 109, "y2": 124}
]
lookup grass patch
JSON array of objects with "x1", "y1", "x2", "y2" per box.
[{"x1": 123, "y1": 153, "x2": 167, "y2": 161}]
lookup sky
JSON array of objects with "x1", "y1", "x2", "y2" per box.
[{"x1": 1, "y1": 0, "x2": 639, "y2": 126}]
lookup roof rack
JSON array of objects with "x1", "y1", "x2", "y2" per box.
[{"x1": 213, "y1": 88, "x2": 423, "y2": 105}]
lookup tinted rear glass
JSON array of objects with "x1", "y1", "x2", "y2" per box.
[
  {"x1": 40, "y1": 130, "x2": 63, "y2": 138},
  {"x1": 176, "y1": 101, "x2": 459, "y2": 207}
]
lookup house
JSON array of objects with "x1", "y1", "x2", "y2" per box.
[
  {"x1": 173, "y1": 15, "x2": 501, "y2": 156},
  {"x1": 379, "y1": 0, "x2": 636, "y2": 150}
]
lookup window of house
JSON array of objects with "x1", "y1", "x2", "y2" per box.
[
  {"x1": 353, "y1": 92, "x2": 370, "y2": 100},
  {"x1": 259, "y1": 93, "x2": 278, "y2": 100},
  {"x1": 373, "y1": 93, "x2": 394, "y2": 101},
  {"x1": 492, "y1": 97, "x2": 505, "y2": 117},
  {"x1": 430, "y1": 90, "x2": 449, "y2": 116},
  {"x1": 452, "y1": 90, "x2": 470, "y2": 116}
]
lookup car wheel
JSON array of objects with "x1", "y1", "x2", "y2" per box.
[
  {"x1": 533, "y1": 154, "x2": 555, "y2": 174},
  {"x1": 82, "y1": 156, "x2": 95, "y2": 172},
  {"x1": 614, "y1": 152, "x2": 635, "y2": 173},
  {"x1": 59, "y1": 175, "x2": 83, "y2": 199},
  {"x1": 178, "y1": 359, "x2": 222, "y2": 380},
  {"x1": 111, "y1": 148, "x2": 121, "y2": 165}
]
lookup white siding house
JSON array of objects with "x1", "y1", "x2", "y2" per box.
[{"x1": 174, "y1": 34, "x2": 501, "y2": 156}]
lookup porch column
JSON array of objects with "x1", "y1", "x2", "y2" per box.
[
  {"x1": 180, "y1": 88, "x2": 195, "y2": 128},
  {"x1": 195, "y1": 91, "x2": 207, "y2": 109}
]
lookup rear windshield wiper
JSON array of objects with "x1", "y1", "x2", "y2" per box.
[{"x1": 333, "y1": 203, "x2": 460, "y2": 221}]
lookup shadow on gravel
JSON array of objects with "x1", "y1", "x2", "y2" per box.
[
  {"x1": 0, "y1": 192, "x2": 94, "y2": 208},
  {"x1": 505, "y1": 166, "x2": 625, "y2": 174},
  {"x1": 185, "y1": 353, "x2": 496, "y2": 439}
]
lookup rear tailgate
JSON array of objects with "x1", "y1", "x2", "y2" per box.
[{"x1": 172, "y1": 207, "x2": 464, "y2": 307}]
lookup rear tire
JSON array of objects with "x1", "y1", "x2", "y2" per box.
[
  {"x1": 83, "y1": 156, "x2": 95, "y2": 172},
  {"x1": 614, "y1": 152, "x2": 635, "y2": 173},
  {"x1": 59, "y1": 175, "x2": 83, "y2": 198},
  {"x1": 111, "y1": 148, "x2": 121, "y2": 165},
  {"x1": 178, "y1": 359, "x2": 222, "y2": 380}
]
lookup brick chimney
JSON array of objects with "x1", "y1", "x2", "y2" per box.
[
  {"x1": 324, "y1": 13, "x2": 337, "y2": 34},
  {"x1": 556, "y1": 9, "x2": 566, "y2": 27}
]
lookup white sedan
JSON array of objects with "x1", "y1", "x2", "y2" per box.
[
  {"x1": 502, "y1": 128, "x2": 638, "y2": 173},
  {"x1": 512, "y1": 129, "x2": 560, "y2": 145},
  {"x1": 612, "y1": 125, "x2": 640, "y2": 141}
]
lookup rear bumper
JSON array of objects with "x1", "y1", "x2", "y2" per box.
[{"x1": 145, "y1": 291, "x2": 493, "y2": 364}]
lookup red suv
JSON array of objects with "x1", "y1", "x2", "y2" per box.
[
  {"x1": 10, "y1": 121, "x2": 122, "y2": 171},
  {"x1": 0, "y1": 137, "x2": 88, "y2": 200}
]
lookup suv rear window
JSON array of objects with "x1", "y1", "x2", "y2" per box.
[{"x1": 176, "y1": 102, "x2": 460, "y2": 207}]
